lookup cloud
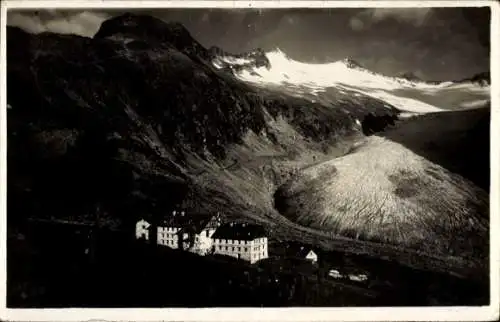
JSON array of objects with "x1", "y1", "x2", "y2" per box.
[
  {"x1": 349, "y1": 8, "x2": 434, "y2": 30},
  {"x1": 7, "y1": 10, "x2": 109, "y2": 37}
]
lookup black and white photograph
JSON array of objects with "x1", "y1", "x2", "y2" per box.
[{"x1": 1, "y1": 0, "x2": 498, "y2": 321}]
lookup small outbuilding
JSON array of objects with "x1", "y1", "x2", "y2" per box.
[{"x1": 135, "y1": 218, "x2": 151, "y2": 241}]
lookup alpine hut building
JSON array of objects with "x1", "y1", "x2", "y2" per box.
[
  {"x1": 211, "y1": 222, "x2": 268, "y2": 264},
  {"x1": 156, "y1": 210, "x2": 222, "y2": 256}
]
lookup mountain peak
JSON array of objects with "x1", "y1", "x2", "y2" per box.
[
  {"x1": 397, "y1": 71, "x2": 422, "y2": 82},
  {"x1": 94, "y1": 13, "x2": 207, "y2": 57},
  {"x1": 456, "y1": 71, "x2": 490, "y2": 86},
  {"x1": 210, "y1": 46, "x2": 271, "y2": 71},
  {"x1": 342, "y1": 57, "x2": 364, "y2": 69}
]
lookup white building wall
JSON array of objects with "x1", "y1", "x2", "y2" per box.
[
  {"x1": 190, "y1": 228, "x2": 217, "y2": 255},
  {"x1": 249, "y1": 237, "x2": 269, "y2": 264},
  {"x1": 157, "y1": 226, "x2": 180, "y2": 249},
  {"x1": 213, "y1": 238, "x2": 253, "y2": 262},
  {"x1": 306, "y1": 250, "x2": 318, "y2": 263},
  {"x1": 157, "y1": 222, "x2": 219, "y2": 254},
  {"x1": 135, "y1": 219, "x2": 150, "y2": 240},
  {"x1": 213, "y1": 236, "x2": 268, "y2": 264}
]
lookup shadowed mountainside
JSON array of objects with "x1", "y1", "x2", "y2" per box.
[
  {"x1": 456, "y1": 71, "x2": 490, "y2": 86},
  {"x1": 382, "y1": 107, "x2": 490, "y2": 191},
  {"x1": 7, "y1": 13, "x2": 395, "y2": 228}
]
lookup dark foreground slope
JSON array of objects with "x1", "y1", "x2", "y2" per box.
[{"x1": 8, "y1": 220, "x2": 488, "y2": 308}]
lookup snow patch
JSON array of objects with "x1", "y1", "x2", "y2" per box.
[
  {"x1": 458, "y1": 99, "x2": 490, "y2": 109},
  {"x1": 218, "y1": 56, "x2": 253, "y2": 65}
]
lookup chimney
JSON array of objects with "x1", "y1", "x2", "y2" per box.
[
  {"x1": 181, "y1": 211, "x2": 185, "y2": 216},
  {"x1": 173, "y1": 210, "x2": 177, "y2": 216},
  {"x1": 230, "y1": 222, "x2": 233, "y2": 227}
]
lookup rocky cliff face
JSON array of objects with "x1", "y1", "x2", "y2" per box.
[{"x1": 456, "y1": 71, "x2": 490, "y2": 86}]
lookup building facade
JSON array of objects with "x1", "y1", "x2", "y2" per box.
[
  {"x1": 135, "y1": 219, "x2": 151, "y2": 241},
  {"x1": 211, "y1": 222, "x2": 268, "y2": 264},
  {"x1": 156, "y1": 211, "x2": 222, "y2": 256},
  {"x1": 281, "y1": 242, "x2": 319, "y2": 264}
]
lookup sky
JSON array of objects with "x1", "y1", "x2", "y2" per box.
[{"x1": 7, "y1": 7, "x2": 490, "y2": 81}]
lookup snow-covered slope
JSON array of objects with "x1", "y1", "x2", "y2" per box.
[{"x1": 213, "y1": 49, "x2": 490, "y2": 113}]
